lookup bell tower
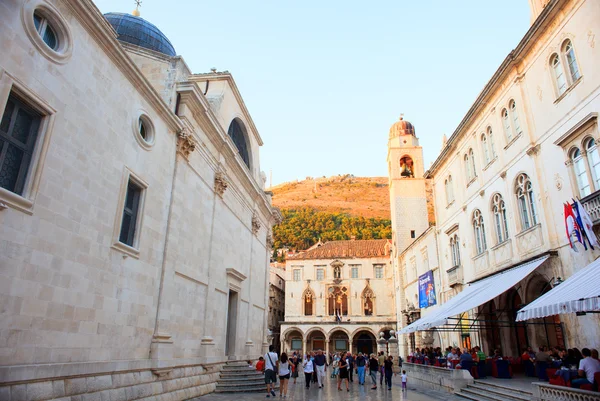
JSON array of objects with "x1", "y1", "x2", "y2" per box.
[{"x1": 387, "y1": 116, "x2": 429, "y2": 254}]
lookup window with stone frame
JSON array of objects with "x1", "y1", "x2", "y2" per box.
[
  {"x1": 492, "y1": 193, "x2": 510, "y2": 244},
  {"x1": 362, "y1": 285, "x2": 375, "y2": 316},
  {"x1": 293, "y1": 269, "x2": 301, "y2": 282},
  {"x1": 515, "y1": 173, "x2": 538, "y2": 231},
  {"x1": 562, "y1": 39, "x2": 581, "y2": 84},
  {"x1": 450, "y1": 234, "x2": 461, "y2": 267},
  {"x1": 0, "y1": 93, "x2": 42, "y2": 195},
  {"x1": 316, "y1": 268, "x2": 324, "y2": 281},
  {"x1": 119, "y1": 178, "x2": 144, "y2": 247},
  {"x1": 472, "y1": 209, "x2": 487, "y2": 255},
  {"x1": 374, "y1": 264, "x2": 384, "y2": 279},
  {"x1": 445, "y1": 175, "x2": 454, "y2": 205},
  {"x1": 350, "y1": 265, "x2": 360, "y2": 279}
]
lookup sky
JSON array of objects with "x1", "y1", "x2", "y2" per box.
[{"x1": 94, "y1": 0, "x2": 531, "y2": 186}]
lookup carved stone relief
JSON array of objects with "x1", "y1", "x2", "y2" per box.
[
  {"x1": 214, "y1": 170, "x2": 228, "y2": 198},
  {"x1": 252, "y1": 213, "x2": 261, "y2": 236},
  {"x1": 176, "y1": 128, "x2": 196, "y2": 159}
]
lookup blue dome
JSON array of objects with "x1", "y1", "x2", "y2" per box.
[{"x1": 104, "y1": 13, "x2": 176, "y2": 57}]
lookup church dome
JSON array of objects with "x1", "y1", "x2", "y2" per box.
[
  {"x1": 104, "y1": 12, "x2": 176, "y2": 57},
  {"x1": 389, "y1": 117, "x2": 415, "y2": 139}
]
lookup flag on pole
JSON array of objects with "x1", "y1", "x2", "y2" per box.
[
  {"x1": 573, "y1": 199, "x2": 599, "y2": 249},
  {"x1": 564, "y1": 202, "x2": 582, "y2": 251}
]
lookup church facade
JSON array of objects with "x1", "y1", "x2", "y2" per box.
[
  {"x1": 390, "y1": 0, "x2": 600, "y2": 357},
  {"x1": 280, "y1": 239, "x2": 397, "y2": 356},
  {"x1": 0, "y1": 1, "x2": 278, "y2": 400}
]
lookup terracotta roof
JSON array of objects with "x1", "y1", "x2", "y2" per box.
[{"x1": 288, "y1": 239, "x2": 391, "y2": 260}]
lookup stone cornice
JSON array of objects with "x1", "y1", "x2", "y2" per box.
[
  {"x1": 64, "y1": 0, "x2": 182, "y2": 133},
  {"x1": 189, "y1": 73, "x2": 264, "y2": 146},
  {"x1": 425, "y1": 0, "x2": 564, "y2": 178}
]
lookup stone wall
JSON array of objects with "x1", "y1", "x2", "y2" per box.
[{"x1": 402, "y1": 363, "x2": 473, "y2": 394}]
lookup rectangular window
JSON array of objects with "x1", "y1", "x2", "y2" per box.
[
  {"x1": 316, "y1": 268, "x2": 324, "y2": 281},
  {"x1": 0, "y1": 94, "x2": 42, "y2": 195},
  {"x1": 291, "y1": 339, "x2": 302, "y2": 350},
  {"x1": 410, "y1": 230, "x2": 416, "y2": 238},
  {"x1": 119, "y1": 179, "x2": 143, "y2": 247},
  {"x1": 374, "y1": 265, "x2": 384, "y2": 279},
  {"x1": 351, "y1": 266, "x2": 359, "y2": 279},
  {"x1": 293, "y1": 269, "x2": 301, "y2": 281}
]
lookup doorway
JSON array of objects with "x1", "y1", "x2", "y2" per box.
[{"x1": 225, "y1": 290, "x2": 238, "y2": 357}]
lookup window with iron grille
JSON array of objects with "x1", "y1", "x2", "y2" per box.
[{"x1": 0, "y1": 94, "x2": 42, "y2": 195}]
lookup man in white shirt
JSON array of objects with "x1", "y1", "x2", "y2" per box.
[
  {"x1": 264, "y1": 345, "x2": 279, "y2": 398},
  {"x1": 572, "y1": 348, "x2": 600, "y2": 389}
]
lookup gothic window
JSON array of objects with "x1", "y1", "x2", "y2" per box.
[
  {"x1": 571, "y1": 147, "x2": 591, "y2": 196},
  {"x1": 488, "y1": 127, "x2": 497, "y2": 158},
  {"x1": 328, "y1": 286, "x2": 348, "y2": 316},
  {"x1": 450, "y1": 234, "x2": 461, "y2": 267},
  {"x1": 400, "y1": 155, "x2": 414, "y2": 178},
  {"x1": 502, "y1": 108, "x2": 512, "y2": 142},
  {"x1": 509, "y1": 101, "x2": 522, "y2": 137},
  {"x1": 362, "y1": 286, "x2": 375, "y2": 316},
  {"x1": 562, "y1": 40, "x2": 580, "y2": 83},
  {"x1": 551, "y1": 53, "x2": 567, "y2": 96},
  {"x1": 333, "y1": 266, "x2": 342, "y2": 279},
  {"x1": 445, "y1": 175, "x2": 454, "y2": 205},
  {"x1": 0, "y1": 94, "x2": 42, "y2": 195},
  {"x1": 492, "y1": 193, "x2": 509, "y2": 244},
  {"x1": 227, "y1": 118, "x2": 250, "y2": 169},
  {"x1": 481, "y1": 133, "x2": 490, "y2": 164},
  {"x1": 464, "y1": 153, "x2": 472, "y2": 182},
  {"x1": 515, "y1": 174, "x2": 538, "y2": 231},
  {"x1": 472, "y1": 209, "x2": 487, "y2": 255},
  {"x1": 466, "y1": 148, "x2": 477, "y2": 180},
  {"x1": 586, "y1": 138, "x2": 600, "y2": 190},
  {"x1": 303, "y1": 289, "x2": 314, "y2": 316}
]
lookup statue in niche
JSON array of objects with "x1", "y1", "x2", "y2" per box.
[{"x1": 400, "y1": 156, "x2": 414, "y2": 178}]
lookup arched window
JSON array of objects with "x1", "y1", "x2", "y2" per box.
[
  {"x1": 509, "y1": 101, "x2": 522, "y2": 137},
  {"x1": 328, "y1": 286, "x2": 348, "y2": 316},
  {"x1": 488, "y1": 127, "x2": 497, "y2": 158},
  {"x1": 400, "y1": 155, "x2": 414, "y2": 178},
  {"x1": 562, "y1": 40, "x2": 580, "y2": 83},
  {"x1": 481, "y1": 134, "x2": 490, "y2": 164},
  {"x1": 362, "y1": 286, "x2": 375, "y2": 316},
  {"x1": 469, "y1": 148, "x2": 476, "y2": 178},
  {"x1": 473, "y1": 209, "x2": 487, "y2": 255},
  {"x1": 502, "y1": 108, "x2": 512, "y2": 142},
  {"x1": 445, "y1": 175, "x2": 454, "y2": 205},
  {"x1": 515, "y1": 174, "x2": 538, "y2": 231},
  {"x1": 227, "y1": 118, "x2": 250, "y2": 168},
  {"x1": 464, "y1": 154, "x2": 471, "y2": 181},
  {"x1": 34, "y1": 12, "x2": 59, "y2": 50},
  {"x1": 550, "y1": 54, "x2": 567, "y2": 96},
  {"x1": 303, "y1": 289, "x2": 314, "y2": 316},
  {"x1": 450, "y1": 234, "x2": 461, "y2": 267},
  {"x1": 586, "y1": 138, "x2": 600, "y2": 190},
  {"x1": 571, "y1": 147, "x2": 591, "y2": 196},
  {"x1": 492, "y1": 193, "x2": 509, "y2": 244}
]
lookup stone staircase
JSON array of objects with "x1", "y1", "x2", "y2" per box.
[
  {"x1": 215, "y1": 361, "x2": 276, "y2": 393},
  {"x1": 455, "y1": 380, "x2": 533, "y2": 401}
]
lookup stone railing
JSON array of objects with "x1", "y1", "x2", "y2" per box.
[
  {"x1": 533, "y1": 383, "x2": 600, "y2": 401},
  {"x1": 446, "y1": 266, "x2": 463, "y2": 287},
  {"x1": 402, "y1": 362, "x2": 473, "y2": 393},
  {"x1": 580, "y1": 190, "x2": 600, "y2": 225}
]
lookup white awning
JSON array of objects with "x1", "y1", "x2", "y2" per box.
[
  {"x1": 399, "y1": 255, "x2": 549, "y2": 334},
  {"x1": 516, "y1": 257, "x2": 600, "y2": 321}
]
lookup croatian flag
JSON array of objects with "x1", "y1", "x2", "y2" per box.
[
  {"x1": 573, "y1": 199, "x2": 598, "y2": 249},
  {"x1": 564, "y1": 202, "x2": 583, "y2": 251}
]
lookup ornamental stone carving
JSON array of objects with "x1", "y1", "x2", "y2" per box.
[
  {"x1": 252, "y1": 214, "x2": 261, "y2": 236},
  {"x1": 214, "y1": 170, "x2": 228, "y2": 198},
  {"x1": 266, "y1": 232, "x2": 274, "y2": 248},
  {"x1": 176, "y1": 128, "x2": 196, "y2": 159}
]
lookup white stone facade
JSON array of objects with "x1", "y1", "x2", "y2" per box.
[
  {"x1": 391, "y1": 0, "x2": 600, "y2": 357},
  {"x1": 0, "y1": 1, "x2": 278, "y2": 400}
]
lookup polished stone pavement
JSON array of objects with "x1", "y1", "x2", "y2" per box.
[{"x1": 191, "y1": 375, "x2": 462, "y2": 401}]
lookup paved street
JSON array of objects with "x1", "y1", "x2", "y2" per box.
[{"x1": 191, "y1": 376, "x2": 461, "y2": 401}]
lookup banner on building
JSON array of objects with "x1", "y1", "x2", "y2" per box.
[{"x1": 418, "y1": 270, "x2": 437, "y2": 308}]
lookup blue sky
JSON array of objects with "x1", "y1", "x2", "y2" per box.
[{"x1": 95, "y1": 0, "x2": 531, "y2": 186}]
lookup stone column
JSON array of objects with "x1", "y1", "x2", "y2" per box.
[
  {"x1": 302, "y1": 339, "x2": 307, "y2": 358},
  {"x1": 377, "y1": 332, "x2": 388, "y2": 355},
  {"x1": 387, "y1": 331, "x2": 401, "y2": 373},
  {"x1": 325, "y1": 338, "x2": 330, "y2": 360}
]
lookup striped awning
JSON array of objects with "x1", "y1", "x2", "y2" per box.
[
  {"x1": 516, "y1": 257, "x2": 600, "y2": 321},
  {"x1": 399, "y1": 256, "x2": 549, "y2": 334}
]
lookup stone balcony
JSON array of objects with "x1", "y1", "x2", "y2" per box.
[
  {"x1": 580, "y1": 189, "x2": 600, "y2": 225},
  {"x1": 447, "y1": 265, "x2": 464, "y2": 287}
]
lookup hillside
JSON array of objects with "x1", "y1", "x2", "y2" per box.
[{"x1": 270, "y1": 175, "x2": 391, "y2": 219}]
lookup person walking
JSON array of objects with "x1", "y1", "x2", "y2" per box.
[
  {"x1": 314, "y1": 349, "x2": 327, "y2": 388},
  {"x1": 384, "y1": 355, "x2": 394, "y2": 390},
  {"x1": 264, "y1": 345, "x2": 278, "y2": 398},
  {"x1": 303, "y1": 354, "x2": 314, "y2": 389},
  {"x1": 332, "y1": 353, "x2": 340, "y2": 378},
  {"x1": 278, "y1": 353, "x2": 290, "y2": 398},
  {"x1": 337, "y1": 353, "x2": 350, "y2": 391},
  {"x1": 346, "y1": 352, "x2": 355, "y2": 383},
  {"x1": 369, "y1": 353, "x2": 379, "y2": 390},
  {"x1": 356, "y1": 352, "x2": 366, "y2": 385},
  {"x1": 401, "y1": 370, "x2": 408, "y2": 392},
  {"x1": 378, "y1": 352, "x2": 386, "y2": 385},
  {"x1": 291, "y1": 354, "x2": 299, "y2": 384}
]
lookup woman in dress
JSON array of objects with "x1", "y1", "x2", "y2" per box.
[
  {"x1": 337, "y1": 353, "x2": 350, "y2": 391},
  {"x1": 291, "y1": 353, "x2": 299, "y2": 384},
  {"x1": 278, "y1": 353, "x2": 290, "y2": 398}
]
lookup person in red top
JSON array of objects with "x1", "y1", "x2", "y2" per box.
[{"x1": 256, "y1": 357, "x2": 265, "y2": 372}]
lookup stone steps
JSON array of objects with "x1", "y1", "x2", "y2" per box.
[
  {"x1": 456, "y1": 380, "x2": 532, "y2": 401},
  {"x1": 215, "y1": 361, "x2": 278, "y2": 393}
]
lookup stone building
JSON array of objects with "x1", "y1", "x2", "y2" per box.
[
  {"x1": 391, "y1": 0, "x2": 600, "y2": 357},
  {"x1": 268, "y1": 263, "x2": 285, "y2": 352},
  {"x1": 279, "y1": 239, "x2": 397, "y2": 356},
  {"x1": 0, "y1": 1, "x2": 278, "y2": 400}
]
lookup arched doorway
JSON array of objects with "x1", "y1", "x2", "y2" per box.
[
  {"x1": 282, "y1": 328, "x2": 303, "y2": 354},
  {"x1": 306, "y1": 329, "x2": 326, "y2": 353},
  {"x1": 479, "y1": 300, "x2": 500, "y2": 356},
  {"x1": 525, "y1": 276, "x2": 565, "y2": 349},
  {"x1": 329, "y1": 329, "x2": 350, "y2": 354},
  {"x1": 354, "y1": 330, "x2": 377, "y2": 355}
]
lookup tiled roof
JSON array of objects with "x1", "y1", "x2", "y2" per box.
[{"x1": 288, "y1": 239, "x2": 391, "y2": 260}]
